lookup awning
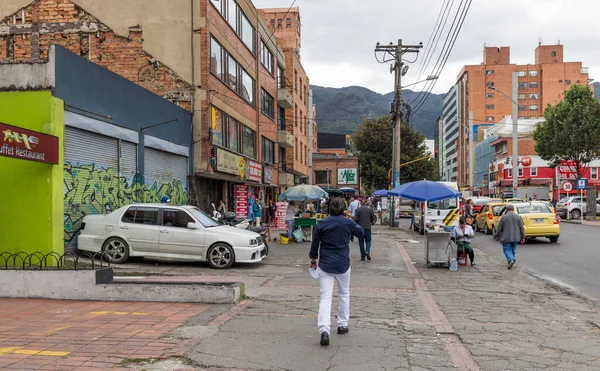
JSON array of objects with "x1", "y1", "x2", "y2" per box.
[{"x1": 499, "y1": 179, "x2": 551, "y2": 186}]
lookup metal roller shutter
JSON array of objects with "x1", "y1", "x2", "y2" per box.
[
  {"x1": 120, "y1": 141, "x2": 138, "y2": 185},
  {"x1": 64, "y1": 127, "x2": 118, "y2": 169},
  {"x1": 144, "y1": 147, "x2": 188, "y2": 191}
]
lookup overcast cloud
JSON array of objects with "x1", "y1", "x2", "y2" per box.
[{"x1": 253, "y1": 0, "x2": 600, "y2": 96}]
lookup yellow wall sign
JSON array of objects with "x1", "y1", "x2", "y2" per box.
[{"x1": 239, "y1": 157, "x2": 246, "y2": 178}]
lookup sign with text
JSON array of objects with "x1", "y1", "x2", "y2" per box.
[
  {"x1": 263, "y1": 166, "x2": 273, "y2": 184},
  {"x1": 337, "y1": 168, "x2": 358, "y2": 185},
  {"x1": 216, "y1": 148, "x2": 241, "y2": 176},
  {"x1": 275, "y1": 201, "x2": 289, "y2": 230},
  {"x1": 235, "y1": 185, "x2": 249, "y2": 219},
  {"x1": 558, "y1": 165, "x2": 577, "y2": 179},
  {"x1": 248, "y1": 160, "x2": 262, "y2": 182},
  {"x1": 0, "y1": 122, "x2": 59, "y2": 165}
]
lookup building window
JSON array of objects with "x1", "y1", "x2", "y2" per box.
[
  {"x1": 518, "y1": 168, "x2": 523, "y2": 177},
  {"x1": 486, "y1": 116, "x2": 494, "y2": 121},
  {"x1": 518, "y1": 116, "x2": 526, "y2": 120},
  {"x1": 211, "y1": 36, "x2": 255, "y2": 106},
  {"x1": 529, "y1": 81, "x2": 539, "y2": 88},
  {"x1": 529, "y1": 93, "x2": 539, "y2": 100},
  {"x1": 299, "y1": 78, "x2": 303, "y2": 97},
  {"x1": 277, "y1": 65, "x2": 285, "y2": 88},
  {"x1": 286, "y1": 18, "x2": 291, "y2": 28},
  {"x1": 551, "y1": 51, "x2": 556, "y2": 57},
  {"x1": 294, "y1": 70, "x2": 298, "y2": 92},
  {"x1": 528, "y1": 116, "x2": 537, "y2": 119},
  {"x1": 242, "y1": 125, "x2": 256, "y2": 159},
  {"x1": 486, "y1": 104, "x2": 494, "y2": 109},
  {"x1": 508, "y1": 169, "x2": 512, "y2": 178},
  {"x1": 518, "y1": 82, "x2": 526, "y2": 89},
  {"x1": 518, "y1": 93, "x2": 526, "y2": 100},
  {"x1": 278, "y1": 106, "x2": 286, "y2": 130},
  {"x1": 260, "y1": 40, "x2": 274, "y2": 75},
  {"x1": 228, "y1": 118, "x2": 240, "y2": 152},
  {"x1": 486, "y1": 70, "x2": 495, "y2": 75},
  {"x1": 210, "y1": 107, "x2": 224, "y2": 147},
  {"x1": 486, "y1": 93, "x2": 494, "y2": 98},
  {"x1": 565, "y1": 79, "x2": 571, "y2": 85},
  {"x1": 262, "y1": 136, "x2": 274, "y2": 164},
  {"x1": 210, "y1": 0, "x2": 256, "y2": 54},
  {"x1": 592, "y1": 167, "x2": 598, "y2": 180},
  {"x1": 261, "y1": 88, "x2": 275, "y2": 119},
  {"x1": 531, "y1": 167, "x2": 538, "y2": 177},
  {"x1": 529, "y1": 105, "x2": 538, "y2": 111},
  {"x1": 295, "y1": 138, "x2": 298, "y2": 160},
  {"x1": 277, "y1": 18, "x2": 282, "y2": 28},
  {"x1": 270, "y1": 19, "x2": 275, "y2": 26},
  {"x1": 518, "y1": 105, "x2": 526, "y2": 111},
  {"x1": 529, "y1": 70, "x2": 538, "y2": 77},
  {"x1": 518, "y1": 71, "x2": 526, "y2": 77},
  {"x1": 315, "y1": 171, "x2": 329, "y2": 184}
]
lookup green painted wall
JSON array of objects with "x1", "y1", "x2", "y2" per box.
[{"x1": 0, "y1": 91, "x2": 64, "y2": 257}]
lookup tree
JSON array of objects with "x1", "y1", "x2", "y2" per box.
[
  {"x1": 533, "y1": 84, "x2": 600, "y2": 182},
  {"x1": 353, "y1": 116, "x2": 439, "y2": 193}
]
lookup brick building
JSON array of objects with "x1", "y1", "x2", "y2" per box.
[
  {"x1": 444, "y1": 43, "x2": 591, "y2": 190},
  {"x1": 312, "y1": 133, "x2": 359, "y2": 193},
  {"x1": 259, "y1": 7, "x2": 313, "y2": 185}
]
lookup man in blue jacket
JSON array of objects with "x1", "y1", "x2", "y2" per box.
[{"x1": 309, "y1": 197, "x2": 364, "y2": 346}]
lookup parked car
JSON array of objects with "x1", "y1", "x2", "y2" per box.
[
  {"x1": 498, "y1": 202, "x2": 560, "y2": 242},
  {"x1": 78, "y1": 204, "x2": 267, "y2": 269},
  {"x1": 474, "y1": 202, "x2": 506, "y2": 235},
  {"x1": 555, "y1": 196, "x2": 600, "y2": 219},
  {"x1": 468, "y1": 197, "x2": 492, "y2": 214}
]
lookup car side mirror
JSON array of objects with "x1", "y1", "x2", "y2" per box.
[{"x1": 187, "y1": 222, "x2": 198, "y2": 229}]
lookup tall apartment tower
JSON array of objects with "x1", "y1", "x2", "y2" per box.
[
  {"x1": 259, "y1": 7, "x2": 312, "y2": 184},
  {"x1": 451, "y1": 43, "x2": 591, "y2": 188}
]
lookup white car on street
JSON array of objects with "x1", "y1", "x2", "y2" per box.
[{"x1": 77, "y1": 204, "x2": 267, "y2": 269}]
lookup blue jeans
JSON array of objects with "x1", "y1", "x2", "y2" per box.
[
  {"x1": 358, "y1": 229, "x2": 372, "y2": 259},
  {"x1": 503, "y1": 242, "x2": 517, "y2": 263},
  {"x1": 287, "y1": 219, "x2": 295, "y2": 239},
  {"x1": 410, "y1": 214, "x2": 415, "y2": 228}
]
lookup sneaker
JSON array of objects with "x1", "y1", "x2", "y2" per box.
[
  {"x1": 508, "y1": 260, "x2": 516, "y2": 269},
  {"x1": 360, "y1": 258, "x2": 366, "y2": 261},
  {"x1": 320, "y1": 332, "x2": 329, "y2": 346},
  {"x1": 366, "y1": 253, "x2": 371, "y2": 261},
  {"x1": 471, "y1": 262, "x2": 476, "y2": 267},
  {"x1": 337, "y1": 326, "x2": 349, "y2": 335}
]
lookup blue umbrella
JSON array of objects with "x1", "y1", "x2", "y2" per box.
[
  {"x1": 278, "y1": 184, "x2": 328, "y2": 202},
  {"x1": 388, "y1": 180, "x2": 461, "y2": 202},
  {"x1": 338, "y1": 187, "x2": 356, "y2": 193},
  {"x1": 372, "y1": 189, "x2": 388, "y2": 196}
]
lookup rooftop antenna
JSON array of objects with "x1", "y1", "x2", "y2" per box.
[{"x1": 538, "y1": 37, "x2": 543, "y2": 46}]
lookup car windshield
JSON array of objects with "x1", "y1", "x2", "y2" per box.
[
  {"x1": 492, "y1": 205, "x2": 505, "y2": 215},
  {"x1": 516, "y1": 203, "x2": 552, "y2": 214},
  {"x1": 472, "y1": 198, "x2": 490, "y2": 205},
  {"x1": 558, "y1": 197, "x2": 569, "y2": 203},
  {"x1": 187, "y1": 207, "x2": 220, "y2": 227},
  {"x1": 427, "y1": 198, "x2": 458, "y2": 210}
]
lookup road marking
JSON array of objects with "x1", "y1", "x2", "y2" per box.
[
  {"x1": 90, "y1": 311, "x2": 149, "y2": 316},
  {"x1": 209, "y1": 299, "x2": 253, "y2": 326},
  {"x1": 42, "y1": 324, "x2": 74, "y2": 334},
  {"x1": 0, "y1": 347, "x2": 69, "y2": 357},
  {"x1": 128, "y1": 329, "x2": 145, "y2": 335}
]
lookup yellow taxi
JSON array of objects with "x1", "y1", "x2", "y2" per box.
[
  {"x1": 499, "y1": 202, "x2": 560, "y2": 243},
  {"x1": 474, "y1": 202, "x2": 506, "y2": 235}
]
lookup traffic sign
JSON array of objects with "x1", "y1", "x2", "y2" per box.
[
  {"x1": 577, "y1": 178, "x2": 587, "y2": 190},
  {"x1": 562, "y1": 181, "x2": 573, "y2": 192}
]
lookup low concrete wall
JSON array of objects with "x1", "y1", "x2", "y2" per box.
[{"x1": 0, "y1": 268, "x2": 242, "y2": 304}]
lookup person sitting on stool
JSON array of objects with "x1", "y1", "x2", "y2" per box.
[{"x1": 451, "y1": 217, "x2": 476, "y2": 266}]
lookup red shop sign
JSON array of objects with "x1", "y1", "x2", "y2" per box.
[
  {"x1": 235, "y1": 185, "x2": 249, "y2": 219},
  {"x1": 0, "y1": 122, "x2": 59, "y2": 165}
]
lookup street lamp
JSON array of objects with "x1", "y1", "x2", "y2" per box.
[
  {"x1": 402, "y1": 75, "x2": 438, "y2": 89},
  {"x1": 487, "y1": 73, "x2": 519, "y2": 196}
]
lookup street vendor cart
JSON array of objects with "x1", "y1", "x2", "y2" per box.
[{"x1": 425, "y1": 229, "x2": 455, "y2": 268}]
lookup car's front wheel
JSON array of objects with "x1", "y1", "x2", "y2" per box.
[
  {"x1": 207, "y1": 243, "x2": 235, "y2": 269},
  {"x1": 102, "y1": 237, "x2": 130, "y2": 264}
]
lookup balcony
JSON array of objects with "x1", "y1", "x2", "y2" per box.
[
  {"x1": 278, "y1": 162, "x2": 294, "y2": 186},
  {"x1": 278, "y1": 77, "x2": 293, "y2": 109},
  {"x1": 277, "y1": 119, "x2": 294, "y2": 148}
]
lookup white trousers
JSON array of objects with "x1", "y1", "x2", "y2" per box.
[{"x1": 317, "y1": 267, "x2": 350, "y2": 335}]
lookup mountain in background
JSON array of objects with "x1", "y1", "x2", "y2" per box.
[
  {"x1": 594, "y1": 82, "x2": 600, "y2": 100},
  {"x1": 311, "y1": 85, "x2": 444, "y2": 139}
]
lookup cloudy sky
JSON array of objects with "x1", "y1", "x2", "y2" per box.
[{"x1": 253, "y1": 0, "x2": 599, "y2": 96}]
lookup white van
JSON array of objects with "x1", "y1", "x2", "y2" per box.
[{"x1": 413, "y1": 181, "x2": 461, "y2": 235}]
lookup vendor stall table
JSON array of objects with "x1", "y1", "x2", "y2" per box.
[
  {"x1": 294, "y1": 217, "x2": 317, "y2": 242},
  {"x1": 425, "y1": 230, "x2": 455, "y2": 268}
]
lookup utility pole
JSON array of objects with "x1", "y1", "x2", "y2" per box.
[
  {"x1": 468, "y1": 111, "x2": 474, "y2": 196},
  {"x1": 308, "y1": 89, "x2": 314, "y2": 185},
  {"x1": 374, "y1": 39, "x2": 422, "y2": 227}
]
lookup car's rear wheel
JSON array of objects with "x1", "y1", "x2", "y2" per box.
[
  {"x1": 492, "y1": 226, "x2": 497, "y2": 236},
  {"x1": 484, "y1": 223, "x2": 491, "y2": 235},
  {"x1": 207, "y1": 243, "x2": 235, "y2": 269},
  {"x1": 102, "y1": 237, "x2": 130, "y2": 264},
  {"x1": 549, "y1": 236, "x2": 559, "y2": 243}
]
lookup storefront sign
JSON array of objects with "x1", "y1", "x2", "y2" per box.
[
  {"x1": 337, "y1": 168, "x2": 358, "y2": 185},
  {"x1": 0, "y1": 122, "x2": 59, "y2": 165},
  {"x1": 248, "y1": 160, "x2": 262, "y2": 182},
  {"x1": 235, "y1": 185, "x2": 249, "y2": 218},
  {"x1": 275, "y1": 201, "x2": 288, "y2": 230},
  {"x1": 216, "y1": 148, "x2": 241, "y2": 176},
  {"x1": 263, "y1": 166, "x2": 273, "y2": 184}
]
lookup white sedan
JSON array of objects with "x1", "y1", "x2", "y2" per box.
[{"x1": 77, "y1": 204, "x2": 266, "y2": 269}]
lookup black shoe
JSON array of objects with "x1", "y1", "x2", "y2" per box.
[
  {"x1": 508, "y1": 260, "x2": 515, "y2": 269},
  {"x1": 337, "y1": 326, "x2": 349, "y2": 335},
  {"x1": 360, "y1": 257, "x2": 366, "y2": 261},
  {"x1": 320, "y1": 332, "x2": 329, "y2": 346},
  {"x1": 366, "y1": 253, "x2": 371, "y2": 261}
]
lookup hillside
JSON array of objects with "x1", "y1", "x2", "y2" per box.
[
  {"x1": 311, "y1": 85, "x2": 444, "y2": 139},
  {"x1": 594, "y1": 82, "x2": 600, "y2": 100}
]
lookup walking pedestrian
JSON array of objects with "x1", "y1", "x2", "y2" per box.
[
  {"x1": 409, "y1": 201, "x2": 416, "y2": 229},
  {"x1": 348, "y1": 197, "x2": 359, "y2": 241},
  {"x1": 286, "y1": 201, "x2": 298, "y2": 240},
  {"x1": 354, "y1": 199, "x2": 376, "y2": 261},
  {"x1": 494, "y1": 204, "x2": 525, "y2": 269},
  {"x1": 309, "y1": 197, "x2": 364, "y2": 346}
]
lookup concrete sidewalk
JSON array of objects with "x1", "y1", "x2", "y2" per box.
[{"x1": 3, "y1": 224, "x2": 600, "y2": 370}]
